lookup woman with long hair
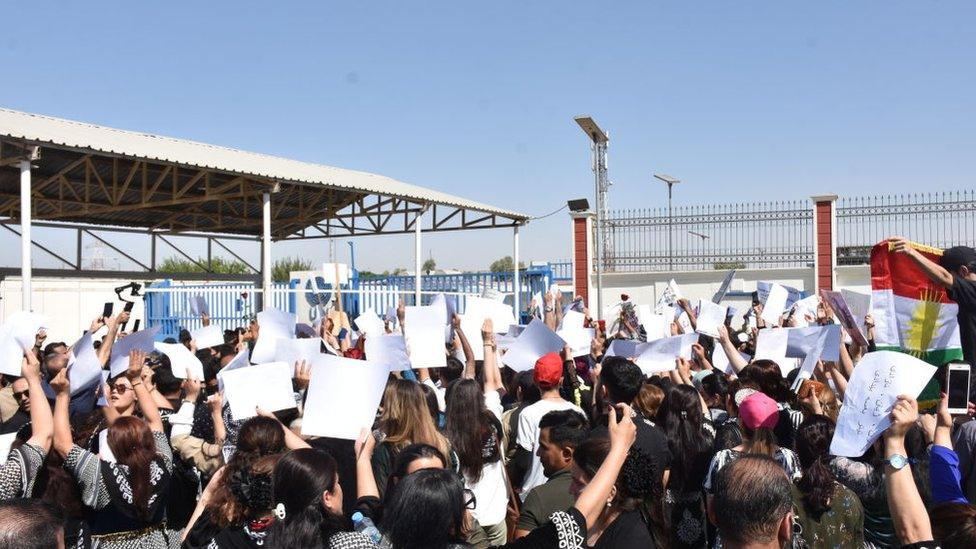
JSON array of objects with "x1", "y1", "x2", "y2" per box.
[
  {"x1": 372, "y1": 403, "x2": 642, "y2": 549},
  {"x1": 52, "y1": 349, "x2": 174, "y2": 547},
  {"x1": 265, "y1": 447, "x2": 373, "y2": 548},
  {"x1": 183, "y1": 411, "x2": 308, "y2": 545},
  {"x1": 372, "y1": 379, "x2": 452, "y2": 496},
  {"x1": 632, "y1": 382, "x2": 664, "y2": 421},
  {"x1": 658, "y1": 384, "x2": 715, "y2": 548},
  {"x1": 703, "y1": 392, "x2": 800, "y2": 496},
  {"x1": 791, "y1": 415, "x2": 864, "y2": 547},
  {"x1": 444, "y1": 378, "x2": 508, "y2": 545},
  {"x1": 739, "y1": 360, "x2": 803, "y2": 446}
]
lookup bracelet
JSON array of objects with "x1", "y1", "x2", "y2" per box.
[{"x1": 131, "y1": 381, "x2": 142, "y2": 387}]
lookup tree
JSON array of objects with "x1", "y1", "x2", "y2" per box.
[
  {"x1": 392, "y1": 267, "x2": 408, "y2": 276},
  {"x1": 422, "y1": 258, "x2": 436, "y2": 274},
  {"x1": 157, "y1": 256, "x2": 250, "y2": 275},
  {"x1": 489, "y1": 256, "x2": 525, "y2": 273},
  {"x1": 713, "y1": 261, "x2": 746, "y2": 270},
  {"x1": 272, "y1": 256, "x2": 315, "y2": 282},
  {"x1": 157, "y1": 255, "x2": 313, "y2": 282}
]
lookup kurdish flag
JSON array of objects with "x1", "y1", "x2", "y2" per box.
[{"x1": 870, "y1": 240, "x2": 963, "y2": 366}]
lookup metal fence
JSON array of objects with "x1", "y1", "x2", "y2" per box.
[
  {"x1": 145, "y1": 280, "x2": 297, "y2": 340},
  {"x1": 836, "y1": 190, "x2": 976, "y2": 264},
  {"x1": 600, "y1": 190, "x2": 976, "y2": 272},
  {"x1": 602, "y1": 201, "x2": 814, "y2": 272}
]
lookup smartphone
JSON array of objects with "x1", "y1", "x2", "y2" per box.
[
  {"x1": 123, "y1": 301, "x2": 135, "y2": 313},
  {"x1": 947, "y1": 362, "x2": 972, "y2": 415},
  {"x1": 101, "y1": 302, "x2": 114, "y2": 319},
  {"x1": 132, "y1": 319, "x2": 141, "y2": 332}
]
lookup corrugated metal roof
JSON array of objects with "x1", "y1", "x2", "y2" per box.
[{"x1": 0, "y1": 107, "x2": 528, "y2": 222}]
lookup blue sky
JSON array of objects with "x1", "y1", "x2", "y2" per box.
[{"x1": 2, "y1": 1, "x2": 974, "y2": 272}]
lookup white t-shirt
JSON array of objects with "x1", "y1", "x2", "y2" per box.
[
  {"x1": 516, "y1": 398, "x2": 584, "y2": 498},
  {"x1": 465, "y1": 391, "x2": 508, "y2": 526}
]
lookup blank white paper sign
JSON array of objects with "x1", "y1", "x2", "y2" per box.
[
  {"x1": 301, "y1": 354, "x2": 390, "y2": 440},
  {"x1": 404, "y1": 305, "x2": 447, "y2": 368},
  {"x1": 365, "y1": 334, "x2": 412, "y2": 371},
  {"x1": 109, "y1": 326, "x2": 161, "y2": 377},
  {"x1": 695, "y1": 300, "x2": 728, "y2": 338},
  {"x1": 68, "y1": 333, "x2": 103, "y2": 396},
  {"x1": 251, "y1": 309, "x2": 297, "y2": 364},
  {"x1": 274, "y1": 338, "x2": 323, "y2": 371},
  {"x1": 154, "y1": 342, "x2": 205, "y2": 380},
  {"x1": 761, "y1": 284, "x2": 789, "y2": 326},
  {"x1": 635, "y1": 334, "x2": 689, "y2": 374},
  {"x1": 219, "y1": 362, "x2": 296, "y2": 420},
  {"x1": 558, "y1": 327, "x2": 595, "y2": 358},
  {"x1": 754, "y1": 328, "x2": 789, "y2": 363},
  {"x1": 355, "y1": 309, "x2": 386, "y2": 337},
  {"x1": 501, "y1": 319, "x2": 566, "y2": 373},
  {"x1": 191, "y1": 325, "x2": 225, "y2": 349},
  {"x1": 465, "y1": 297, "x2": 516, "y2": 332},
  {"x1": 712, "y1": 346, "x2": 751, "y2": 375}
]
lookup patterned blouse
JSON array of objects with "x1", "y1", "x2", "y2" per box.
[
  {"x1": 0, "y1": 442, "x2": 46, "y2": 500},
  {"x1": 64, "y1": 430, "x2": 174, "y2": 549},
  {"x1": 790, "y1": 482, "x2": 865, "y2": 548}
]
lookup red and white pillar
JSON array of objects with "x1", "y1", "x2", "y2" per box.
[
  {"x1": 811, "y1": 194, "x2": 838, "y2": 293},
  {"x1": 570, "y1": 210, "x2": 595, "y2": 305}
]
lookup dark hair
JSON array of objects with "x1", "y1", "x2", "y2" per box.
[
  {"x1": 700, "y1": 372, "x2": 729, "y2": 404},
  {"x1": 227, "y1": 453, "x2": 282, "y2": 520},
  {"x1": 740, "y1": 361, "x2": 792, "y2": 404},
  {"x1": 107, "y1": 416, "x2": 157, "y2": 520},
  {"x1": 417, "y1": 382, "x2": 441, "y2": 426},
  {"x1": 0, "y1": 498, "x2": 65, "y2": 549},
  {"x1": 443, "y1": 356, "x2": 464, "y2": 384},
  {"x1": 151, "y1": 365, "x2": 181, "y2": 395},
  {"x1": 538, "y1": 409, "x2": 588, "y2": 449},
  {"x1": 931, "y1": 502, "x2": 976, "y2": 548},
  {"x1": 600, "y1": 356, "x2": 645, "y2": 404},
  {"x1": 210, "y1": 416, "x2": 286, "y2": 527},
  {"x1": 30, "y1": 453, "x2": 88, "y2": 520},
  {"x1": 658, "y1": 385, "x2": 714, "y2": 493},
  {"x1": 382, "y1": 468, "x2": 468, "y2": 549},
  {"x1": 795, "y1": 416, "x2": 836, "y2": 517},
  {"x1": 388, "y1": 443, "x2": 446, "y2": 496},
  {"x1": 575, "y1": 436, "x2": 663, "y2": 544},
  {"x1": 266, "y1": 448, "x2": 348, "y2": 547},
  {"x1": 516, "y1": 371, "x2": 541, "y2": 404},
  {"x1": 444, "y1": 379, "x2": 499, "y2": 482},
  {"x1": 713, "y1": 454, "x2": 792, "y2": 545}
]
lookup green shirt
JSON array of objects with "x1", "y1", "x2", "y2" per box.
[
  {"x1": 791, "y1": 481, "x2": 865, "y2": 548},
  {"x1": 516, "y1": 468, "x2": 575, "y2": 533}
]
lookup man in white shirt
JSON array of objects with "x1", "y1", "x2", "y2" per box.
[{"x1": 511, "y1": 351, "x2": 584, "y2": 499}]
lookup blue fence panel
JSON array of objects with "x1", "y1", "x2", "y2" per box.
[
  {"x1": 145, "y1": 280, "x2": 298, "y2": 341},
  {"x1": 549, "y1": 261, "x2": 573, "y2": 282}
]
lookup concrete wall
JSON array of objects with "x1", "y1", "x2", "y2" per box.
[
  {"x1": 1, "y1": 277, "x2": 147, "y2": 342},
  {"x1": 591, "y1": 264, "x2": 870, "y2": 321}
]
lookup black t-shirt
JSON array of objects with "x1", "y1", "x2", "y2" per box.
[
  {"x1": 592, "y1": 411, "x2": 673, "y2": 476},
  {"x1": 593, "y1": 508, "x2": 658, "y2": 549},
  {"x1": 0, "y1": 410, "x2": 29, "y2": 435},
  {"x1": 948, "y1": 275, "x2": 976, "y2": 372}
]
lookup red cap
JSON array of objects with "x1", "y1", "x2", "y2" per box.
[
  {"x1": 739, "y1": 392, "x2": 780, "y2": 430},
  {"x1": 533, "y1": 352, "x2": 563, "y2": 389}
]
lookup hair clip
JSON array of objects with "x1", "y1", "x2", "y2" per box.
[{"x1": 273, "y1": 503, "x2": 287, "y2": 520}]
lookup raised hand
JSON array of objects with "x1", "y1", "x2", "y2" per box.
[
  {"x1": 50, "y1": 368, "x2": 70, "y2": 395},
  {"x1": 607, "y1": 403, "x2": 637, "y2": 452},
  {"x1": 294, "y1": 359, "x2": 311, "y2": 390},
  {"x1": 886, "y1": 395, "x2": 918, "y2": 439},
  {"x1": 126, "y1": 349, "x2": 147, "y2": 380},
  {"x1": 182, "y1": 373, "x2": 203, "y2": 403}
]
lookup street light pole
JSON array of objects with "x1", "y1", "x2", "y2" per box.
[
  {"x1": 654, "y1": 174, "x2": 681, "y2": 271},
  {"x1": 574, "y1": 116, "x2": 610, "y2": 321}
]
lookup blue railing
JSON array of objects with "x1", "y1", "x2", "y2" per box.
[
  {"x1": 144, "y1": 262, "x2": 565, "y2": 338},
  {"x1": 549, "y1": 261, "x2": 573, "y2": 282},
  {"x1": 145, "y1": 280, "x2": 298, "y2": 340}
]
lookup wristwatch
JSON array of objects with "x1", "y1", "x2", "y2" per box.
[{"x1": 885, "y1": 454, "x2": 909, "y2": 470}]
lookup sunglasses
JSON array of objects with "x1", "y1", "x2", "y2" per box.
[
  {"x1": 12, "y1": 390, "x2": 28, "y2": 400},
  {"x1": 110, "y1": 383, "x2": 131, "y2": 394},
  {"x1": 463, "y1": 488, "x2": 477, "y2": 510}
]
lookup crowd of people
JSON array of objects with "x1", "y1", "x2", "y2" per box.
[{"x1": 0, "y1": 237, "x2": 975, "y2": 548}]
